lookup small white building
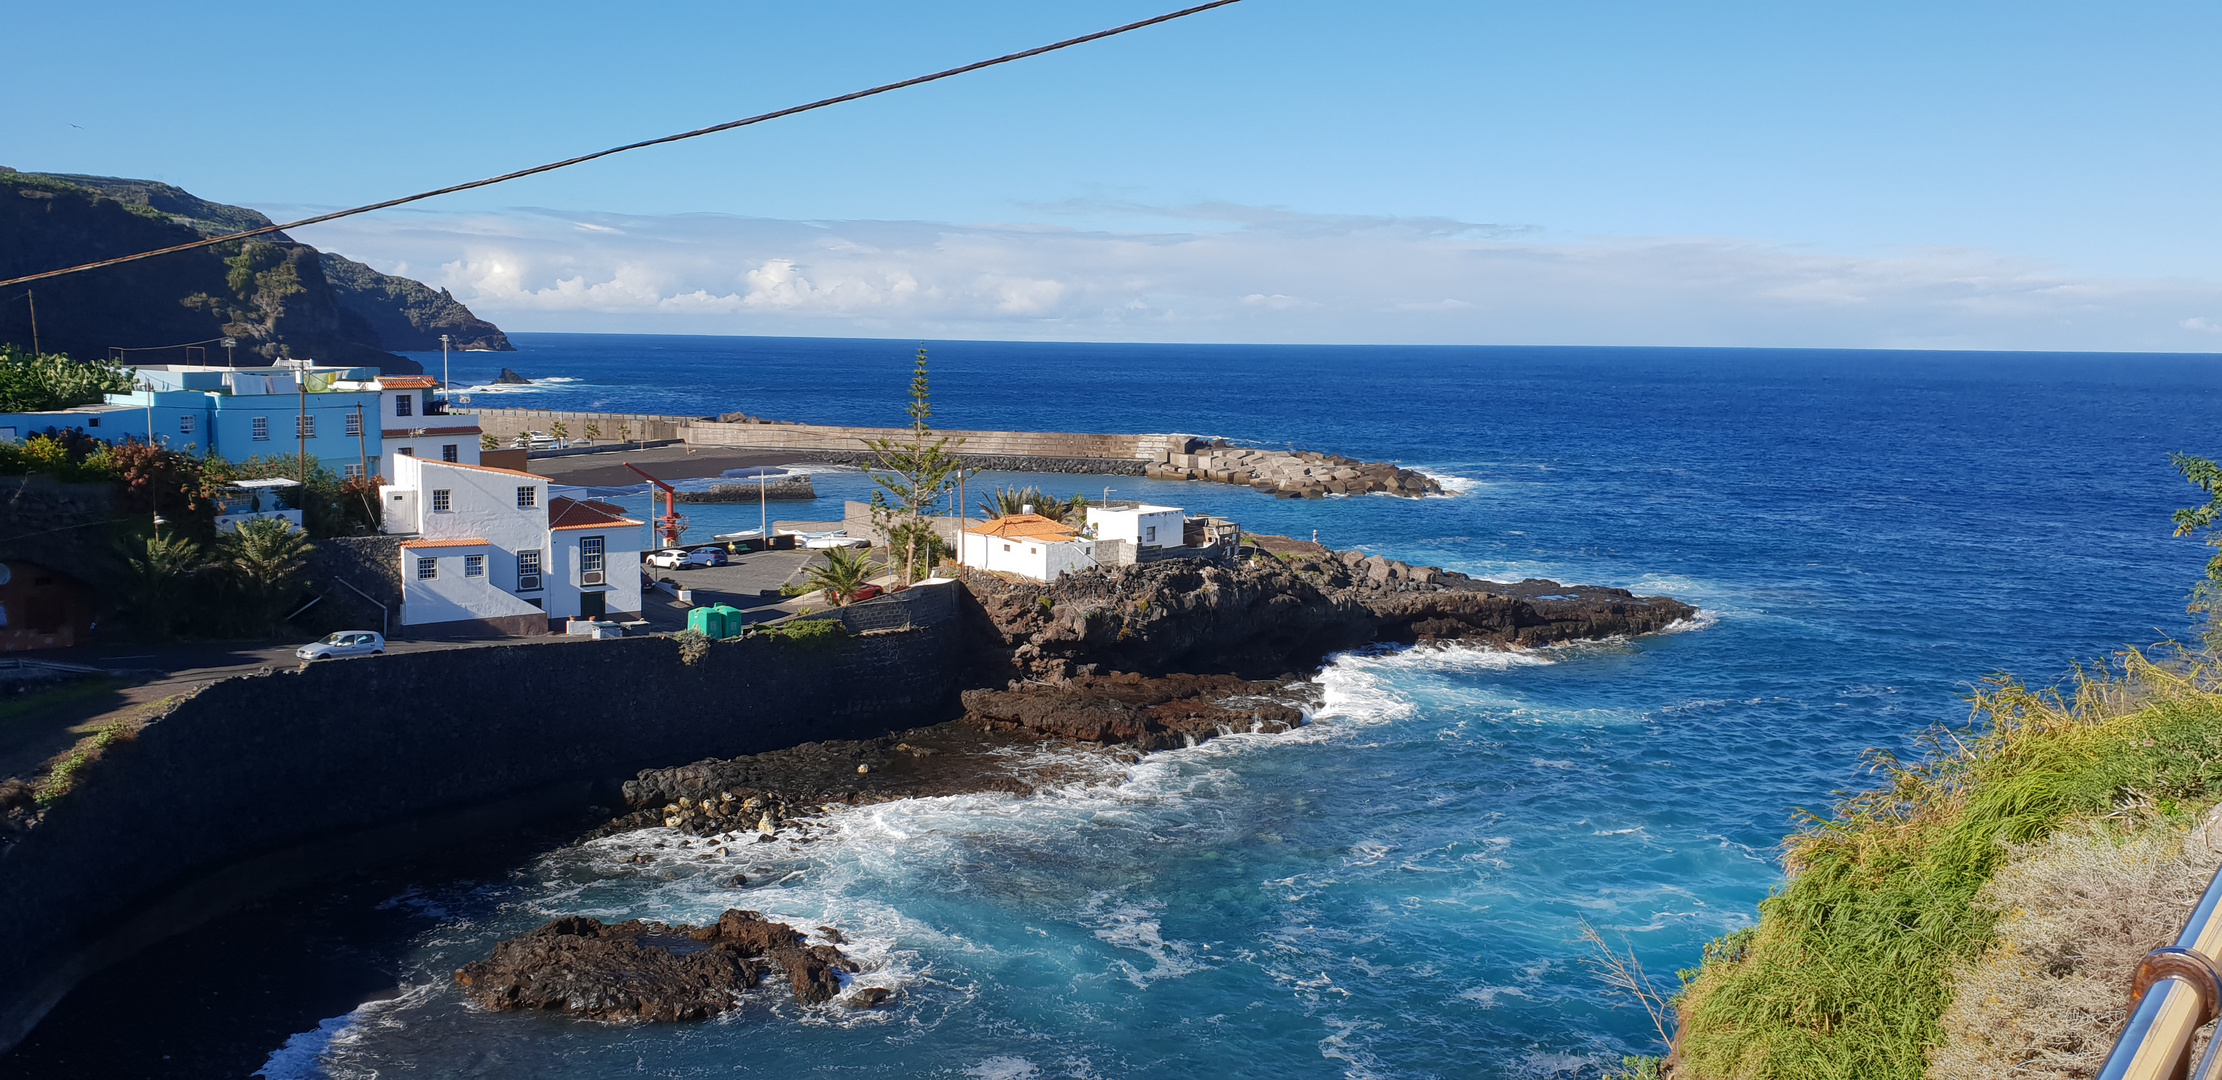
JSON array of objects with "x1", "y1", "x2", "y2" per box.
[
  {"x1": 960, "y1": 514, "x2": 1100, "y2": 582},
  {"x1": 1085, "y1": 502, "x2": 1187, "y2": 550},
  {"x1": 381, "y1": 456, "x2": 643, "y2": 635},
  {"x1": 373, "y1": 375, "x2": 483, "y2": 481}
]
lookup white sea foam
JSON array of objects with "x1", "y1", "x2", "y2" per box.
[
  {"x1": 967, "y1": 1056, "x2": 1042, "y2": 1080},
  {"x1": 254, "y1": 982, "x2": 439, "y2": 1079},
  {"x1": 1410, "y1": 468, "x2": 1482, "y2": 496},
  {"x1": 449, "y1": 375, "x2": 584, "y2": 396}
]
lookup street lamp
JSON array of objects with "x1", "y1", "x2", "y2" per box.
[
  {"x1": 220, "y1": 337, "x2": 237, "y2": 368},
  {"x1": 439, "y1": 333, "x2": 451, "y2": 404}
]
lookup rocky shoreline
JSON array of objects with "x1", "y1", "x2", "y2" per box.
[
  {"x1": 455, "y1": 543, "x2": 1697, "y2": 1027},
  {"x1": 673, "y1": 474, "x2": 817, "y2": 503}
]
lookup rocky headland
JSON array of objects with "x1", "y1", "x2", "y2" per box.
[{"x1": 591, "y1": 544, "x2": 1695, "y2": 843}]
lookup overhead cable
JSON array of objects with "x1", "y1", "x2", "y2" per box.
[{"x1": 0, "y1": 0, "x2": 1243, "y2": 290}]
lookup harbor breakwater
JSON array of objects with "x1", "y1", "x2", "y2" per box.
[
  {"x1": 476, "y1": 409, "x2": 1440, "y2": 491},
  {"x1": 0, "y1": 623, "x2": 961, "y2": 1052}
]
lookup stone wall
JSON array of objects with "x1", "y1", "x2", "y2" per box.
[
  {"x1": 0, "y1": 626, "x2": 961, "y2": 1051},
  {"x1": 303, "y1": 534, "x2": 403, "y2": 634},
  {"x1": 474, "y1": 409, "x2": 697, "y2": 444},
  {"x1": 688, "y1": 421, "x2": 1194, "y2": 463}
]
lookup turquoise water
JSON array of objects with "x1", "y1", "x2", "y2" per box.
[{"x1": 256, "y1": 337, "x2": 2217, "y2": 1078}]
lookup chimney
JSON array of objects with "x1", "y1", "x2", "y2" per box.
[{"x1": 1020, "y1": 504, "x2": 1035, "y2": 515}]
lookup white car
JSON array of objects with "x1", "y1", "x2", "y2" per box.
[
  {"x1": 645, "y1": 548, "x2": 689, "y2": 569},
  {"x1": 647, "y1": 548, "x2": 727, "y2": 570},
  {"x1": 297, "y1": 631, "x2": 386, "y2": 661}
]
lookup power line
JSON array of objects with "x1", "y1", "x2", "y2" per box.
[{"x1": 0, "y1": 1, "x2": 1242, "y2": 291}]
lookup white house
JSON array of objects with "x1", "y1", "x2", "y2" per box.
[
  {"x1": 381, "y1": 456, "x2": 642, "y2": 635},
  {"x1": 374, "y1": 375, "x2": 483, "y2": 481},
  {"x1": 1085, "y1": 502, "x2": 1187, "y2": 550},
  {"x1": 959, "y1": 514, "x2": 1100, "y2": 582}
]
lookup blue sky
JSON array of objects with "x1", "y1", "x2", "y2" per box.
[{"x1": 9, "y1": 1, "x2": 2222, "y2": 349}]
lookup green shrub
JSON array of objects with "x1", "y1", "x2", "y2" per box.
[
  {"x1": 1673, "y1": 652, "x2": 2222, "y2": 1079},
  {"x1": 753, "y1": 617, "x2": 847, "y2": 649}
]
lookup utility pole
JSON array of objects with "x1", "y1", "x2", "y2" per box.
[
  {"x1": 355, "y1": 403, "x2": 369, "y2": 480},
  {"x1": 758, "y1": 468, "x2": 768, "y2": 546},
  {"x1": 439, "y1": 333, "x2": 451, "y2": 405},
  {"x1": 25, "y1": 291, "x2": 37, "y2": 355},
  {"x1": 956, "y1": 467, "x2": 968, "y2": 568},
  {"x1": 297, "y1": 357, "x2": 309, "y2": 486}
]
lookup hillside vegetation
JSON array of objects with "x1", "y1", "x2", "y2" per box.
[{"x1": 0, "y1": 168, "x2": 507, "y2": 370}]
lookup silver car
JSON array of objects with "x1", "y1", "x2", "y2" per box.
[{"x1": 296, "y1": 631, "x2": 386, "y2": 660}]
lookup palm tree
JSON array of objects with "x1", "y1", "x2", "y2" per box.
[
  {"x1": 127, "y1": 533, "x2": 206, "y2": 638},
  {"x1": 976, "y1": 485, "x2": 1089, "y2": 524},
  {"x1": 225, "y1": 517, "x2": 314, "y2": 632},
  {"x1": 802, "y1": 546, "x2": 875, "y2": 606}
]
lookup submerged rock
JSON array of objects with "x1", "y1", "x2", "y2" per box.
[
  {"x1": 493, "y1": 367, "x2": 531, "y2": 384},
  {"x1": 453, "y1": 909, "x2": 858, "y2": 1021}
]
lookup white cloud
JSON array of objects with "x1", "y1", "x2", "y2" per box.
[{"x1": 282, "y1": 204, "x2": 2222, "y2": 351}]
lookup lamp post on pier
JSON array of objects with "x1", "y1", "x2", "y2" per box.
[{"x1": 439, "y1": 333, "x2": 451, "y2": 404}]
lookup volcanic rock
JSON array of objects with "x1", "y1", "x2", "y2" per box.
[
  {"x1": 454, "y1": 909, "x2": 858, "y2": 1020},
  {"x1": 960, "y1": 672, "x2": 1304, "y2": 751},
  {"x1": 493, "y1": 367, "x2": 532, "y2": 384}
]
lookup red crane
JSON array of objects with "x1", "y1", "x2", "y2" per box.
[{"x1": 621, "y1": 462, "x2": 688, "y2": 548}]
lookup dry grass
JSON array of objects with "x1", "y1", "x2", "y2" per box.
[
  {"x1": 1928, "y1": 806, "x2": 2222, "y2": 1078},
  {"x1": 1671, "y1": 651, "x2": 2222, "y2": 1080}
]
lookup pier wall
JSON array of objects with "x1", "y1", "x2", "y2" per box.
[
  {"x1": 0, "y1": 623, "x2": 961, "y2": 1051},
  {"x1": 687, "y1": 421, "x2": 1195, "y2": 463},
  {"x1": 475, "y1": 408, "x2": 697, "y2": 444}
]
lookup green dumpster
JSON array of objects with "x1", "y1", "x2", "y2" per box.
[
  {"x1": 686, "y1": 606, "x2": 718, "y2": 636},
  {"x1": 709, "y1": 604, "x2": 744, "y2": 638}
]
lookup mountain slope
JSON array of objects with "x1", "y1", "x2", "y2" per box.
[{"x1": 0, "y1": 168, "x2": 511, "y2": 373}]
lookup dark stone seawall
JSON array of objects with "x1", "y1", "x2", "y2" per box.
[{"x1": 0, "y1": 627, "x2": 960, "y2": 1052}]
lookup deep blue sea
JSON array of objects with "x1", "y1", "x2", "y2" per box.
[{"x1": 276, "y1": 335, "x2": 2221, "y2": 1078}]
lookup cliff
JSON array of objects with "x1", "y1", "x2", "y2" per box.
[{"x1": 0, "y1": 169, "x2": 511, "y2": 373}]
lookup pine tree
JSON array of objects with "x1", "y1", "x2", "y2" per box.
[{"x1": 863, "y1": 348, "x2": 963, "y2": 584}]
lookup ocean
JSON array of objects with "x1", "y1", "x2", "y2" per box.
[{"x1": 32, "y1": 335, "x2": 2222, "y2": 1078}]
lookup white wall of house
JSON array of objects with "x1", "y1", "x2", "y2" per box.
[
  {"x1": 379, "y1": 426, "x2": 481, "y2": 481},
  {"x1": 550, "y1": 528, "x2": 642, "y2": 618},
  {"x1": 383, "y1": 457, "x2": 555, "y2": 624},
  {"x1": 960, "y1": 532, "x2": 1097, "y2": 581},
  {"x1": 398, "y1": 542, "x2": 547, "y2": 625},
  {"x1": 1086, "y1": 505, "x2": 1187, "y2": 549}
]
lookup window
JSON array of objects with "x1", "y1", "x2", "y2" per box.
[
  {"x1": 416, "y1": 557, "x2": 437, "y2": 580},
  {"x1": 1145, "y1": 525, "x2": 1157, "y2": 543},
  {"x1": 342, "y1": 464, "x2": 364, "y2": 480},
  {"x1": 431, "y1": 489, "x2": 451, "y2": 512},
  {"x1": 395, "y1": 395, "x2": 413, "y2": 417},
  {"x1": 296, "y1": 413, "x2": 315, "y2": 438},
  {"x1": 1002, "y1": 543, "x2": 1011, "y2": 552},
  {"x1": 580, "y1": 536, "x2": 605, "y2": 575},
  {"x1": 516, "y1": 486, "x2": 538, "y2": 509},
  {"x1": 86, "y1": 416, "x2": 99, "y2": 428},
  {"x1": 179, "y1": 414, "x2": 195, "y2": 434},
  {"x1": 345, "y1": 411, "x2": 362, "y2": 437},
  {"x1": 464, "y1": 554, "x2": 484, "y2": 578},
  {"x1": 398, "y1": 447, "x2": 414, "y2": 457},
  {"x1": 441, "y1": 443, "x2": 458, "y2": 462},
  {"x1": 517, "y1": 550, "x2": 542, "y2": 590},
  {"x1": 252, "y1": 416, "x2": 269, "y2": 441}
]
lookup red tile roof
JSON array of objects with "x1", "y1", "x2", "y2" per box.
[
  {"x1": 970, "y1": 513, "x2": 1079, "y2": 541},
  {"x1": 549, "y1": 496, "x2": 642, "y2": 531},
  {"x1": 400, "y1": 536, "x2": 490, "y2": 548},
  {"x1": 379, "y1": 376, "x2": 441, "y2": 389}
]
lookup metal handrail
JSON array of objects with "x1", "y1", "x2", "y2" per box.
[{"x1": 2101, "y1": 860, "x2": 2222, "y2": 1079}]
